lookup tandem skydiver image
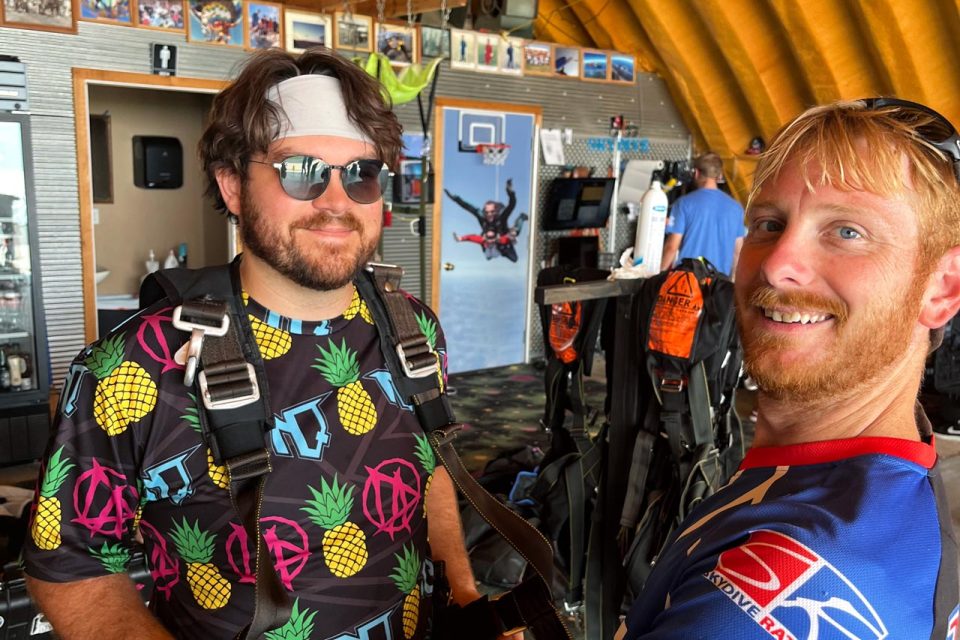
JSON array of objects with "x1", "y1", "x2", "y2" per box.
[{"x1": 445, "y1": 178, "x2": 528, "y2": 262}]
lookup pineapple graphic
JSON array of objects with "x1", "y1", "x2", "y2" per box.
[
  {"x1": 249, "y1": 315, "x2": 292, "y2": 360},
  {"x1": 343, "y1": 287, "x2": 373, "y2": 324},
  {"x1": 182, "y1": 394, "x2": 229, "y2": 490},
  {"x1": 301, "y1": 475, "x2": 368, "y2": 578},
  {"x1": 413, "y1": 433, "x2": 435, "y2": 516},
  {"x1": 242, "y1": 291, "x2": 292, "y2": 360},
  {"x1": 415, "y1": 311, "x2": 443, "y2": 391},
  {"x1": 84, "y1": 333, "x2": 158, "y2": 436},
  {"x1": 31, "y1": 446, "x2": 75, "y2": 551},
  {"x1": 264, "y1": 598, "x2": 318, "y2": 640},
  {"x1": 390, "y1": 544, "x2": 422, "y2": 639},
  {"x1": 169, "y1": 518, "x2": 232, "y2": 609},
  {"x1": 313, "y1": 339, "x2": 378, "y2": 435},
  {"x1": 89, "y1": 541, "x2": 132, "y2": 573}
]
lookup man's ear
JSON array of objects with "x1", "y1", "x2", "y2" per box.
[
  {"x1": 215, "y1": 167, "x2": 242, "y2": 219},
  {"x1": 919, "y1": 246, "x2": 960, "y2": 329}
]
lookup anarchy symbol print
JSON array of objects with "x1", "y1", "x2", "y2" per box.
[{"x1": 363, "y1": 458, "x2": 422, "y2": 540}]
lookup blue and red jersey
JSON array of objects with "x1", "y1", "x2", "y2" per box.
[{"x1": 622, "y1": 437, "x2": 960, "y2": 640}]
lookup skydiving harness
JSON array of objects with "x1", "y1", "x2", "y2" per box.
[{"x1": 139, "y1": 257, "x2": 571, "y2": 640}]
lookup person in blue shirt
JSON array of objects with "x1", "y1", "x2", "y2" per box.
[
  {"x1": 660, "y1": 152, "x2": 746, "y2": 276},
  {"x1": 620, "y1": 98, "x2": 960, "y2": 639}
]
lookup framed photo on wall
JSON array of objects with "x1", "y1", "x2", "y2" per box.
[
  {"x1": 394, "y1": 158, "x2": 433, "y2": 205},
  {"x1": 581, "y1": 49, "x2": 609, "y2": 82},
  {"x1": 334, "y1": 11, "x2": 372, "y2": 51},
  {"x1": 80, "y1": 0, "x2": 132, "y2": 24},
  {"x1": 610, "y1": 52, "x2": 636, "y2": 83},
  {"x1": 136, "y1": 0, "x2": 185, "y2": 31},
  {"x1": 475, "y1": 32, "x2": 499, "y2": 72},
  {"x1": 2, "y1": 0, "x2": 77, "y2": 32},
  {"x1": 522, "y1": 41, "x2": 552, "y2": 76},
  {"x1": 449, "y1": 28, "x2": 476, "y2": 69},
  {"x1": 420, "y1": 25, "x2": 449, "y2": 59},
  {"x1": 554, "y1": 45, "x2": 580, "y2": 79},
  {"x1": 375, "y1": 22, "x2": 418, "y2": 66},
  {"x1": 283, "y1": 8, "x2": 331, "y2": 53},
  {"x1": 245, "y1": 0, "x2": 281, "y2": 49},
  {"x1": 188, "y1": 0, "x2": 244, "y2": 46},
  {"x1": 498, "y1": 36, "x2": 523, "y2": 75}
]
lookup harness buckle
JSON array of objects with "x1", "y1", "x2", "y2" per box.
[
  {"x1": 396, "y1": 342, "x2": 439, "y2": 379},
  {"x1": 198, "y1": 363, "x2": 261, "y2": 411},
  {"x1": 660, "y1": 377, "x2": 685, "y2": 393},
  {"x1": 172, "y1": 305, "x2": 230, "y2": 387}
]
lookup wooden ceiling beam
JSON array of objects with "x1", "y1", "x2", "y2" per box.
[
  {"x1": 626, "y1": 0, "x2": 758, "y2": 201},
  {"x1": 848, "y1": 0, "x2": 960, "y2": 120},
  {"x1": 533, "y1": 0, "x2": 594, "y2": 46},
  {"x1": 694, "y1": 0, "x2": 810, "y2": 141}
]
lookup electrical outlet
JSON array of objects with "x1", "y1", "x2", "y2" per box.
[{"x1": 92, "y1": 208, "x2": 99, "y2": 225}]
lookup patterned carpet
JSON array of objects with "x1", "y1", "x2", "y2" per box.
[{"x1": 446, "y1": 362, "x2": 609, "y2": 476}]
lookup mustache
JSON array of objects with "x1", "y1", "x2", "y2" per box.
[
  {"x1": 746, "y1": 286, "x2": 849, "y2": 324},
  {"x1": 294, "y1": 210, "x2": 363, "y2": 233}
]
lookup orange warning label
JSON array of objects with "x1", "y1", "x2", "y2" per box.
[
  {"x1": 647, "y1": 271, "x2": 703, "y2": 359},
  {"x1": 550, "y1": 301, "x2": 582, "y2": 364}
]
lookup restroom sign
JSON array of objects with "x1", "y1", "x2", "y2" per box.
[{"x1": 151, "y1": 44, "x2": 177, "y2": 76}]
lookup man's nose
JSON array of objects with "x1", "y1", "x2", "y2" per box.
[
  {"x1": 758, "y1": 228, "x2": 816, "y2": 288},
  {"x1": 311, "y1": 169, "x2": 351, "y2": 211}
]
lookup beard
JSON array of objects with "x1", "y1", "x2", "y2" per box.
[
  {"x1": 238, "y1": 186, "x2": 379, "y2": 291},
  {"x1": 735, "y1": 278, "x2": 926, "y2": 404}
]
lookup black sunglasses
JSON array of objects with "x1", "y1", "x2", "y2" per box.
[
  {"x1": 249, "y1": 155, "x2": 391, "y2": 204},
  {"x1": 862, "y1": 97, "x2": 960, "y2": 181}
]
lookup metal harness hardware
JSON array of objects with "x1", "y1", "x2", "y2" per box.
[
  {"x1": 198, "y1": 361, "x2": 261, "y2": 411},
  {"x1": 396, "y1": 339, "x2": 438, "y2": 378},
  {"x1": 172, "y1": 303, "x2": 230, "y2": 386}
]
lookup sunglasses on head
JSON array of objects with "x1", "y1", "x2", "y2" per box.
[
  {"x1": 861, "y1": 97, "x2": 960, "y2": 181},
  {"x1": 249, "y1": 155, "x2": 391, "y2": 204}
]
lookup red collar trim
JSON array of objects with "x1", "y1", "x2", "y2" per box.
[{"x1": 740, "y1": 437, "x2": 937, "y2": 470}]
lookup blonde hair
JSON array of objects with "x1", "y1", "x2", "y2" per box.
[{"x1": 748, "y1": 99, "x2": 960, "y2": 268}]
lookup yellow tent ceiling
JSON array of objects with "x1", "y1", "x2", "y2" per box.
[{"x1": 534, "y1": 0, "x2": 960, "y2": 201}]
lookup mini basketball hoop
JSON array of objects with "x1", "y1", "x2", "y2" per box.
[{"x1": 476, "y1": 143, "x2": 511, "y2": 166}]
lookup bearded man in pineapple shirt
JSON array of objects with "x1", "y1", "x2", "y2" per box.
[{"x1": 22, "y1": 47, "x2": 510, "y2": 640}]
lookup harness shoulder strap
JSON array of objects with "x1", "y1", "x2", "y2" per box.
[
  {"x1": 355, "y1": 263, "x2": 572, "y2": 640},
  {"x1": 140, "y1": 260, "x2": 291, "y2": 639}
]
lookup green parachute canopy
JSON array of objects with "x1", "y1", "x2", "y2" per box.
[{"x1": 360, "y1": 53, "x2": 444, "y2": 105}]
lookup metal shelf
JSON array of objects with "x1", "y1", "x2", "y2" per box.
[{"x1": 0, "y1": 331, "x2": 28, "y2": 340}]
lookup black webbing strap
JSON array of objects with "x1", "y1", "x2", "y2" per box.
[
  {"x1": 430, "y1": 426, "x2": 571, "y2": 639},
  {"x1": 172, "y1": 262, "x2": 291, "y2": 639},
  {"x1": 354, "y1": 265, "x2": 454, "y2": 430},
  {"x1": 356, "y1": 264, "x2": 570, "y2": 639},
  {"x1": 437, "y1": 575, "x2": 570, "y2": 640}
]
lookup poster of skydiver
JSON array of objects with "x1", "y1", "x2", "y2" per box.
[
  {"x1": 445, "y1": 179, "x2": 528, "y2": 263},
  {"x1": 437, "y1": 106, "x2": 537, "y2": 373}
]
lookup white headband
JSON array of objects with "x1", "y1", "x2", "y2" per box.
[{"x1": 266, "y1": 75, "x2": 371, "y2": 144}]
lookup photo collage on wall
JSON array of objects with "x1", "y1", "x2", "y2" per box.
[{"x1": 0, "y1": 2, "x2": 637, "y2": 84}]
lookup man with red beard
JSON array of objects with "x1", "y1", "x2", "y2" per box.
[
  {"x1": 23, "y1": 48, "x2": 511, "y2": 640},
  {"x1": 618, "y1": 99, "x2": 960, "y2": 639}
]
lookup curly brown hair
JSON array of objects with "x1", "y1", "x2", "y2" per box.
[{"x1": 199, "y1": 47, "x2": 402, "y2": 214}]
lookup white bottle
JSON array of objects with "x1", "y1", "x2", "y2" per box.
[
  {"x1": 163, "y1": 249, "x2": 179, "y2": 269},
  {"x1": 145, "y1": 250, "x2": 159, "y2": 275},
  {"x1": 633, "y1": 180, "x2": 669, "y2": 276}
]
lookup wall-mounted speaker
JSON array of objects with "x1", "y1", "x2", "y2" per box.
[{"x1": 133, "y1": 135, "x2": 183, "y2": 189}]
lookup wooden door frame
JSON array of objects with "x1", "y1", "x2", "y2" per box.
[
  {"x1": 431, "y1": 98, "x2": 542, "y2": 316},
  {"x1": 73, "y1": 68, "x2": 226, "y2": 343}
]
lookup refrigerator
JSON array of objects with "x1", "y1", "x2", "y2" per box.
[{"x1": 0, "y1": 112, "x2": 51, "y2": 465}]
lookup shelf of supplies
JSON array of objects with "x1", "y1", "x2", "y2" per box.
[
  {"x1": 0, "y1": 332, "x2": 28, "y2": 340},
  {"x1": 534, "y1": 277, "x2": 644, "y2": 305}
]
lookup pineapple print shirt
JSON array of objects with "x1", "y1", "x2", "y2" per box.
[{"x1": 23, "y1": 285, "x2": 448, "y2": 640}]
